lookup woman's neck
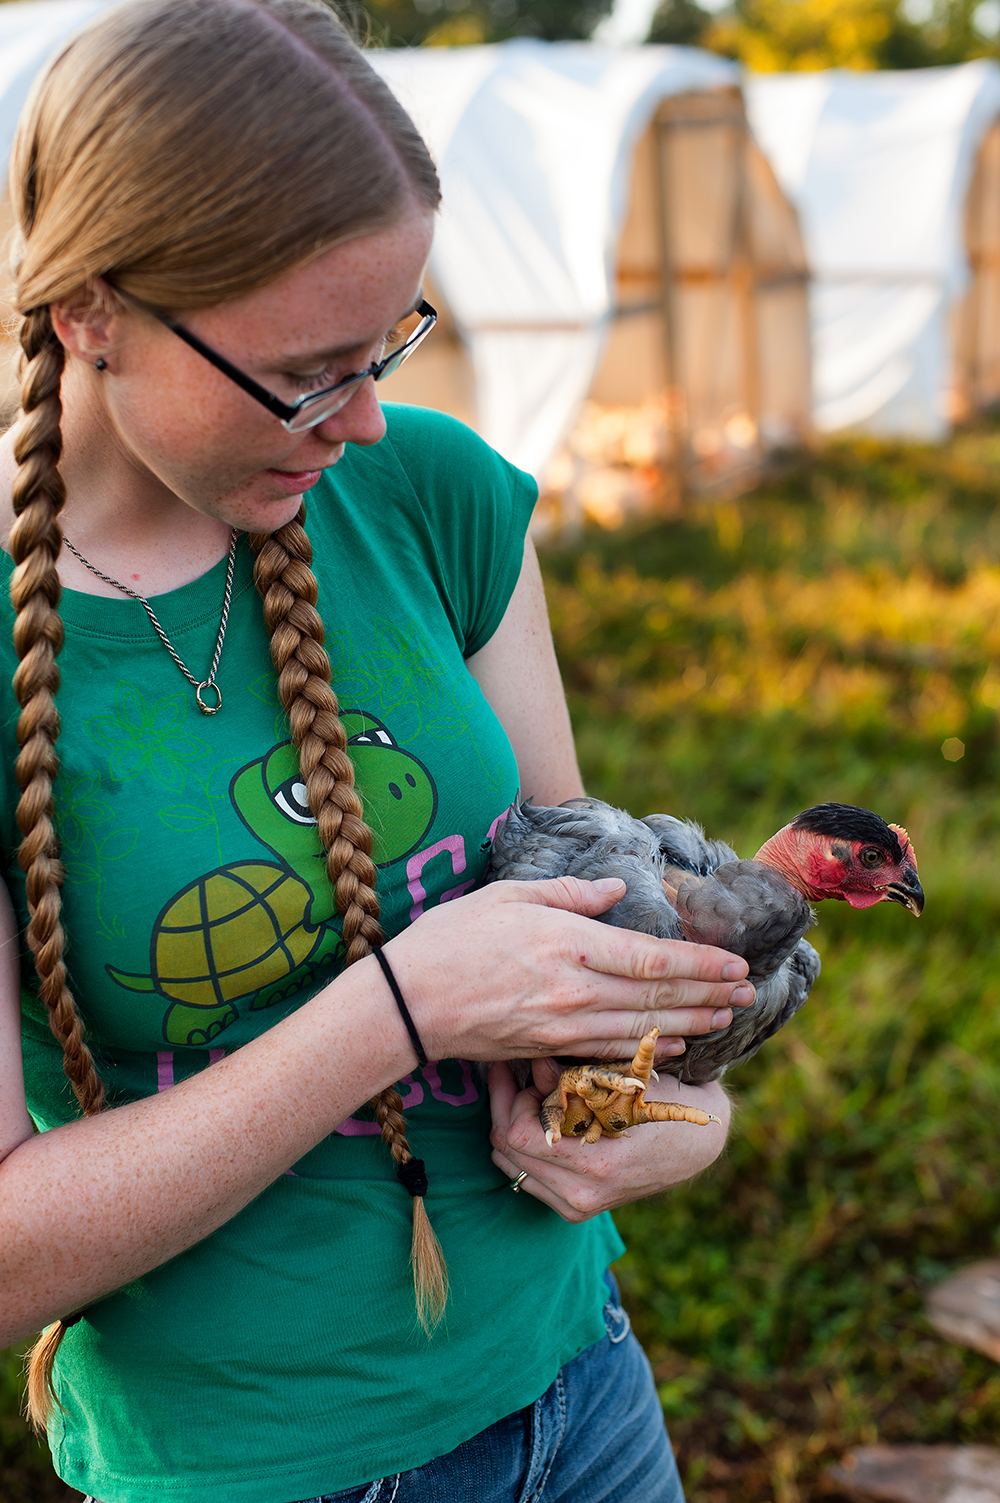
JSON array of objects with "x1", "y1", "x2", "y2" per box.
[{"x1": 0, "y1": 406, "x2": 235, "y2": 600}]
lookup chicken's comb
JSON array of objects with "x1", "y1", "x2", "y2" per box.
[{"x1": 889, "y1": 823, "x2": 918, "y2": 867}]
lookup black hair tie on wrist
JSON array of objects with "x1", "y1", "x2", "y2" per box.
[
  {"x1": 397, "y1": 1157, "x2": 429, "y2": 1198},
  {"x1": 374, "y1": 947, "x2": 428, "y2": 1069}
]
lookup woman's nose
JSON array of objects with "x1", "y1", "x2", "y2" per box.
[{"x1": 313, "y1": 376, "x2": 386, "y2": 448}]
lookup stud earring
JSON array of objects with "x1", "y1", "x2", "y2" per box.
[{"x1": 95, "y1": 359, "x2": 107, "y2": 371}]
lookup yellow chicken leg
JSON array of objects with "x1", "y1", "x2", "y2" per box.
[{"x1": 540, "y1": 1027, "x2": 721, "y2": 1145}]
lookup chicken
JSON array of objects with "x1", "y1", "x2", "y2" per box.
[{"x1": 487, "y1": 799, "x2": 923, "y2": 1144}]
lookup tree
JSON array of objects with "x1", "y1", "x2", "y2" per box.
[
  {"x1": 358, "y1": 0, "x2": 1000, "y2": 61},
  {"x1": 362, "y1": 0, "x2": 613, "y2": 46},
  {"x1": 644, "y1": 0, "x2": 1000, "y2": 68},
  {"x1": 647, "y1": 0, "x2": 714, "y2": 45}
]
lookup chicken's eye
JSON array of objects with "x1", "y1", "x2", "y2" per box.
[{"x1": 860, "y1": 847, "x2": 883, "y2": 868}]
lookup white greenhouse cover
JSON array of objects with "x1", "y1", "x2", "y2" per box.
[
  {"x1": 0, "y1": 7, "x2": 738, "y2": 475},
  {"x1": 0, "y1": 0, "x2": 111, "y2": 164},
  {"x1": 372, "y1": 42, "x2": 738, "y2": 475},
  {"x1": 747, "y1": 64, "x2": 1000, "y2": 437}
]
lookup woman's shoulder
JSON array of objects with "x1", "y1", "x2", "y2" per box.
[
  {"x1": 380, "y1": 401, "x2": 509, "y2": 467},
  {"x1": 324, "y1": 400, "x2": 538, "y2": 569},
  {"x1": 317, "y1": 405, "x2": 538, "y2": 658},
  {"x1": 351, "y1": 403, "x2": 537, "y2": 513}
]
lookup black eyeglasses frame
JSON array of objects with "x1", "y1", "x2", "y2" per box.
[{"x1": 148, "y1": 299, "x2": 438, "y2": 432}]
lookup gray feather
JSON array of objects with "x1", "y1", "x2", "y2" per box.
[
  {"x1": 670, "y1": 937, "x2": 820, "y2": 1083},
  {"x1": 641, "y1": 812, "x2": 738, "y2": 874},
  {"x1": 668, "y1": 861, "x2": 814, "y2": 980},
  {"x1": 491, "y1": 799, "x2": 682, "y2": 938}
]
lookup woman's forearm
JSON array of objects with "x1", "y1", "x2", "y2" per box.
[
  {"x1": 0, "y1": 876, "x2": 751, "y2": 1344},
  {"x1": 0, "y1": 954, "x2": 411, "y2": 1345}
]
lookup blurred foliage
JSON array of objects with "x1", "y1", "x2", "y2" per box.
[
  {"x1": 356, "y1": 0, "x2": 1000, "y2": 62},
  {"x1": 539, "y1": 421, "x2": 1000, "y2": 1502},
  {"x1": 360, "y1": 0, "x2": 612, "y2": 47},
  {"x1": 5, "y1": 425, "x2": 1000, "y2": 1497},
  {"x1": 0, "y1": 1344, "x2": 79, "y2": 1501},
  {"x1": 649, "y1": 0, "x2": 1000, "y2": 68}
]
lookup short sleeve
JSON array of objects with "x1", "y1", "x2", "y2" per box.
[{"x1": 376, "y1": 404, "x2": 539, "y2": 656}]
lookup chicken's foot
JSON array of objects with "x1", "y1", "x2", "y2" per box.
[{"x1": 540, "y1": 1026, "x2": 721, "y2": 1145}]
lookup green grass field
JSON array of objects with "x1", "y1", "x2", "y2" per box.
[
  {"x1": 4, "y1": 427, "x2": 1000, "y2": 1501},
  {"x1": 544, "y1": 427, "x2": 1000, "y2": 1502}
]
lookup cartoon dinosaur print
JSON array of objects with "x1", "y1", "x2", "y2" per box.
[{"x1": 106, "y1": 711, "x2": 437, "y2": 1047}]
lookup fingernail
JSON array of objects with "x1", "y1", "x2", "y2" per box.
[
  {"x1": 592, "y1": 877, "x2": 625, "y2": 892},
  {"x1": 730, "y1": 985, "x2": 755, "y2": 1005},
  {"x1": 660, "y1": 1040, "x2": 686, "y2": 1056},
  {"x1": 711, "y1": 1008, "x2": 732, "y2": 1029},
  {"x1": 721, "y1": 961, "x2": 748, "y2": 981}
]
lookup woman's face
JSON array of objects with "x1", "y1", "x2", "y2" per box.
[{"x1": 60, "y1": 204, "x2": 435, "y2": 535}]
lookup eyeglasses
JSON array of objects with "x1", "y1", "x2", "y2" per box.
[{"x1": 150, "y1": 299, "x2": 437, "y2": 433}]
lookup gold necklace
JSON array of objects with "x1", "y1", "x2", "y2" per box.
[{"x1": 62, "y1": 530, "x2": 239, "y2": 715}]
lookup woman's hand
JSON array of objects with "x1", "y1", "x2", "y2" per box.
[
  {"x1": 487, "y1": 1057, "x2": 730, "y2": 1221},
  {"x1": 382, "y1": 874, "x2": 754, "y2": 1066}
]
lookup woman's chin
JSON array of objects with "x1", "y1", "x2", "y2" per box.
[{"x1": 200, "y1": 485, "x2": 313, "y2": 536}]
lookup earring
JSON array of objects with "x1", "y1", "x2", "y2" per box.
[{"x1": 95, "y1": 359, "x2": 107, "y2": 371}]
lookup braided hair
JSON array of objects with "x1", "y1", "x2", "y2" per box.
[
  {"x1": 249, "y1": 517, "x2": 447, "y2": 1329},
  {"x1": 8, "y1": 0, "x2": 445, "y2": 1429}
]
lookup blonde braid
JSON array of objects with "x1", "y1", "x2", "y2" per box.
[
  {"x1": 249, "y1": 512, "x2": 448, "y2": 1331},
  {"x1": 13, "y1": 307, "x2": 107, "y2": 1430}
]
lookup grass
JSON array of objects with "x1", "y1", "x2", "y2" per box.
[
  {"x1": 542, "y1": 425, "x2": 1000, "y2": 1502},
  {"x1": 4, "y1": 425, "x2": 1000, "y2": 1499}
]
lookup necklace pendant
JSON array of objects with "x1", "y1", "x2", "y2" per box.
[
  {"x1": 196, "y1": 681, "x2": 223, "y2": 715},
  {"x1": 64, "y1": 529, "x2": 238, "y2": 710}
]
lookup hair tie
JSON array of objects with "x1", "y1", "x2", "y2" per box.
[
  {"x1": 374, "y1": 948, "x2": 428, "y2": 1069},
  {"x1": 397, "y1": 1157, "x2": 429, "y2": 1198}
]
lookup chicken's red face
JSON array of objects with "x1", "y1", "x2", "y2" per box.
[{"x1": 754, "y1": 804, "x2": 924, "y2": 914}]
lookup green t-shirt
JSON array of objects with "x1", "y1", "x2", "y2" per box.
[{"x1": 0, "y1": 406, "x2": 623, "y2": 1503}]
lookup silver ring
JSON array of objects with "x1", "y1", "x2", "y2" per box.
[
  {"x1": 509, "y1": 1171, "x2": 528, "y2": 1193},
  {"x1": 196, "y1": 680, "x2": 223, "y2": 715}
]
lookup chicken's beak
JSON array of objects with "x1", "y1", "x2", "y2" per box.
[{"x1": 885, "y1": 868, "x2": 924, "y2": 916}]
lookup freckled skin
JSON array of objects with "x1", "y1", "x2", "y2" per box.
[{"x1": 0, "y1": 205, "x2": 435, "y2": 599}]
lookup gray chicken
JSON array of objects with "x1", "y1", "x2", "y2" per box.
[{"x1": 487, "y1": 798, "x2": 923, "y2": 1143}]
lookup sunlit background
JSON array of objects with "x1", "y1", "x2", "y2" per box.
[{"x1": 3, "y1": 1, "x2": 1000, "y2": 1499}]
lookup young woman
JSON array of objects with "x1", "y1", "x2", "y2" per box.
[{"x1": 0, "y1": 3, "x2": 754, "y2": 1499}]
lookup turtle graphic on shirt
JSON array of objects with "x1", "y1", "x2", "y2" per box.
[{"x1": 106, "y1": 711, "x2": 437, "y2": 1047}]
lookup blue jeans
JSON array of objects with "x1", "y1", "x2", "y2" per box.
[
  {"x1": 84, "y1": 1277, "x2": 682, "y2": 1503},
  {"x1": 300, "y1": 1275, "x2": 682, "y2": 1503}
]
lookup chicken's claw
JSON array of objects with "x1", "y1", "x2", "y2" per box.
[{"x1": 540, "y1": 1026, "x2": 718, "y2": 1145}]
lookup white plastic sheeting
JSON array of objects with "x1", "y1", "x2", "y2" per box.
[
  {"x1": 0, "y1": 8, "x2": 739, "y2": 475},
  {"x1": 372, "y1": 42, "x2": 738, "y2": 475},
  {"x1": 0, "y1": 0, "x2": 110, "y2": 169},
  {"x1": 747, "y1": 64, "x2": 1000, "y2": 437}
]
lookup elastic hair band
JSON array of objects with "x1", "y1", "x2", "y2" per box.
[
  {"x1": 397, "y1": 1157, "x2": 429, "y2": 1198},
  {"x1": 374, "y1": 947, "x2": 428, "y2": 1069}
]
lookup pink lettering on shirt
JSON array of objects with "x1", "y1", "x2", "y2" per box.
[
  {"x1": 423, "y1": 1059, "x2": 478, "y2": 1106},
  {"x1": 405, "y1": 807, "x2": 513, "y2": 919},
  {"x1": 334, "y1": 1072, "x2": 425, "y2": 1135},
  {"x1": 487, "y1": 806, "x2": 513, "y2": 842},
  {"x1": 332, "y1": 1117, "x2": 380, "y2": 1137},
  {"x1": 406, "y1": 835, "x2": 467, "y2": 921},
  {"x1": 156, "y1": 1048, "x2": 226, "y2": 1093}
]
